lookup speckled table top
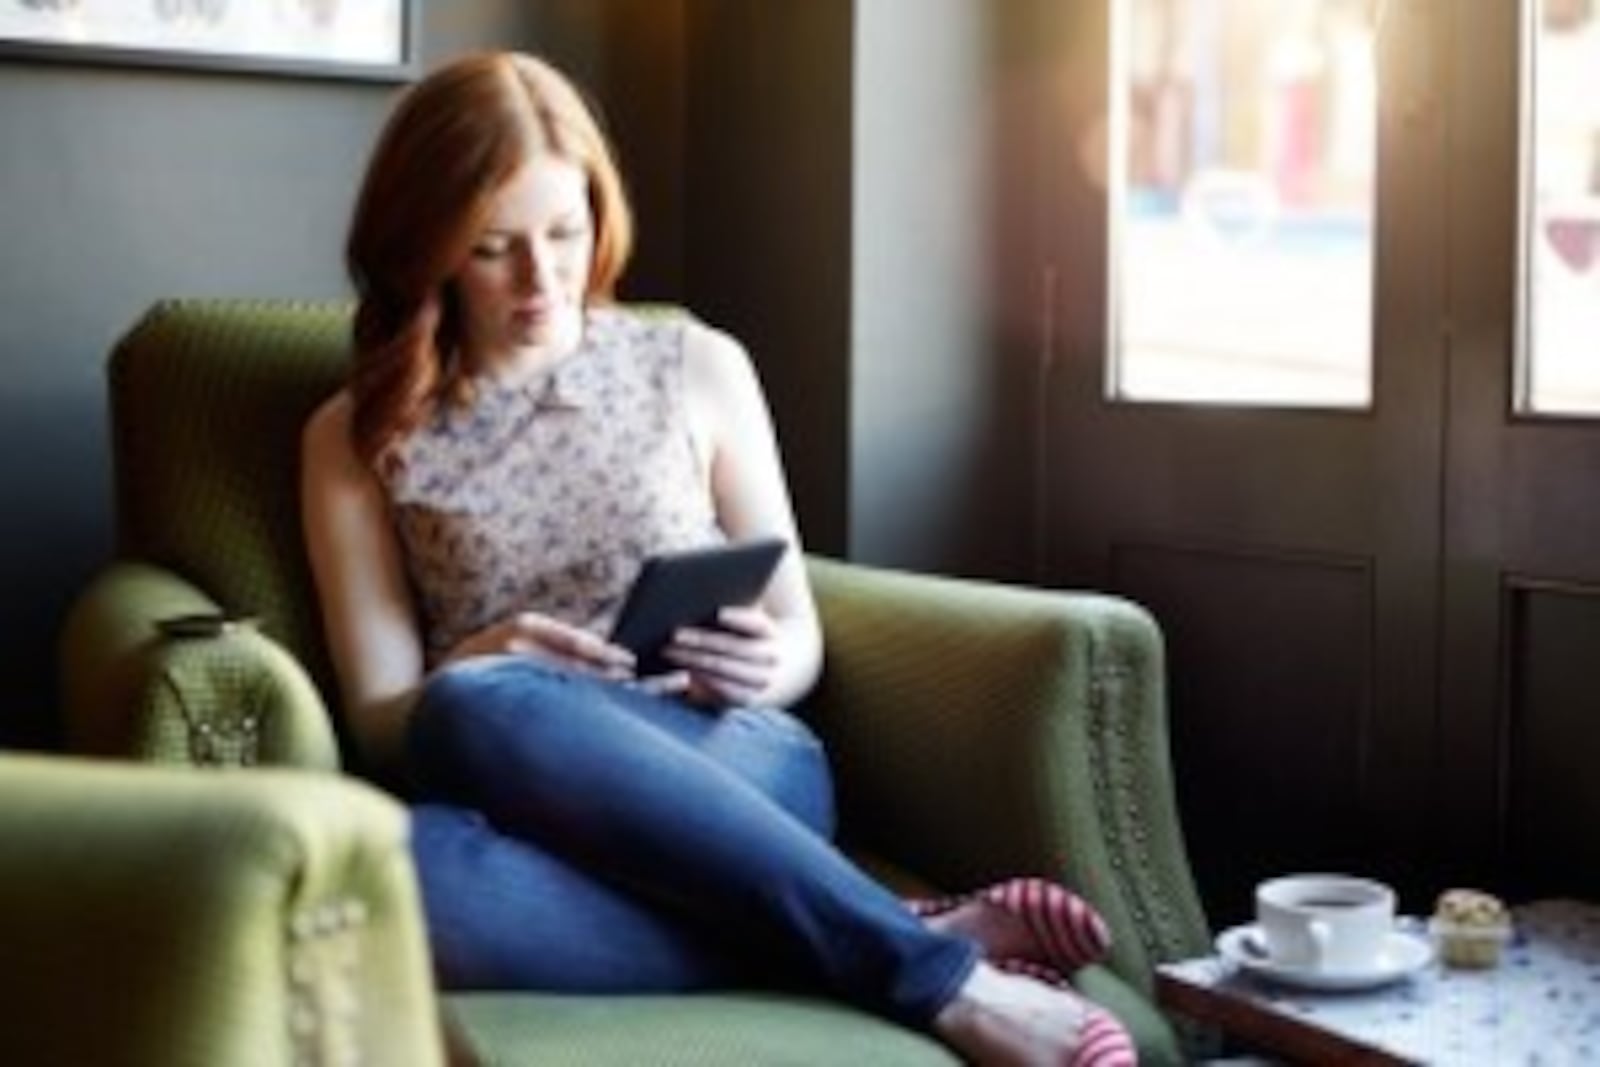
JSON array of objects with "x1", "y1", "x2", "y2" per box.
[{"x1": 1160, "y1": 898, "x2": 1600, "y2": 1065}]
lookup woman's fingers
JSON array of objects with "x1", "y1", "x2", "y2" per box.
[
  {"x1": 668, "y1": 623, "x2": 778, "y2": 665},
  {"x1": 631, "y1": 671, "x2": 692, "y2": 696},
  {"x1": 714, "y1": 605, "x2": 777, "y2": 638},
  {"x1": 685, "y1": 674, "x2": 761, "y2": 708},
  {"x1": 663, "y1": 615, "x2": 780, "y2": 705},
  {"x1": 667, "y1": 644, "x2": 771, "y2": 689},
  {"x1": 457, "y1": 606, "x2": 783, "y2": 703},
  {"x1": 510, "y1": 612, "x2": 635, "y2": 677}
]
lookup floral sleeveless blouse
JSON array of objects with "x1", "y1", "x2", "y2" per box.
[{"x1": 383, "y1": 307, "x2": 724, "y2": 664}]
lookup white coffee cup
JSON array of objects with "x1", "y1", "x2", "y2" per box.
[{"x1": 1255, "y1": 874, "x2": 1396, "y2": 972}]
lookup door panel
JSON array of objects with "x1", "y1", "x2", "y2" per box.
[
  {"x1": 1440, "y1": 0, "x2": 1600, "y2": 900},
  {"x1": 1113, "y1": 543, "x2": 1375, "y2": 916},
  {"x1": 1503, "y1": 583, "x2": 1600, "y2": 899}
]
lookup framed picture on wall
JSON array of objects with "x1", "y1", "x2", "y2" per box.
[{"x1": 0, "y1": 0, "x2": 416, "y2": 82}]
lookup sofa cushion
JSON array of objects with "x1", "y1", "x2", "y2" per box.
[
  {"x1": 445, "y1": 963, "x2": 1184, "y2": 1067},
  {"x1": 446, "y1": 991, "x2": 959, "y2": 1066}
]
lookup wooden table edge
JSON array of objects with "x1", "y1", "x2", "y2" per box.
[{"x1": 1154, "y1": 966, "x2": 1419, "y2": 1066}]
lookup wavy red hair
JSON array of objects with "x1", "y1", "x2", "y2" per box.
[{"x1": 345, "y1": 51, "x2": 634, "y2": 470}]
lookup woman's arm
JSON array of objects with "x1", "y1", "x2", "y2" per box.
[
  {"x1": 672, "y1": 322, "x2": 823, "y2": 709},
  {"x1": 301, "y1": 392, "x2": 429, "y2": 773}
]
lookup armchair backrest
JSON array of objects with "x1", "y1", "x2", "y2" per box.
[{"x1": 109, "y1": 299, "x2": 352, "y2": 693}]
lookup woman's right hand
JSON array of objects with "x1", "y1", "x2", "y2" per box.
[{"x1": 440, "y1": 611, "x2": 638, "y2": 680}]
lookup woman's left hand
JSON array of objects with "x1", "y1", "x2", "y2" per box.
[{"x1": 661, "y1": 604, "x2": 783, "y2": 707}]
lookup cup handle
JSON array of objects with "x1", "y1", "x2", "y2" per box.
[{"x1": 1308, "y1": 919, "x2": 1331, "y2": 967}]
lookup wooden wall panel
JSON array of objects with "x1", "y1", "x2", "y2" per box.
[
  {"x1": 1502, "y1": 581, "x2": 1600, "y2": 901},
  {"x1": 1114, "y1": 543, "x2": 1376, "y2": 925}
]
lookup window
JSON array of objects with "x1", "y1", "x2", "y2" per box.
[
  {"x1": 1109, "y1": 0, "x2": 1377, "y2": 407},
  {"x1": 1520, "y1": 0, "x2": 1600, "y2": 416}
]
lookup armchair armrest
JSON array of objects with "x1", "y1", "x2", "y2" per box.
[
  {"x1": 804, "y1": 556, "x2": 1210, "y2": 990},
  {"x1": 59, "y1": 561, "x2": 339, "y2": 770},
  {"x1": 0, "y1": 755, "x2": 442, "y2": 1067}
]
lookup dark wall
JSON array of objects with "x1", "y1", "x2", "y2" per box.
[
  {"x1": 0, "y1": 1, "x2": 689, "y2": 746},
  {"x1": 682, "y1": 0, "x2": 855, "y2": 557},
  {"x1": 681, "y1": 0, "x2": 1035, "y2": 578},
  {"x1": 0, "y1": 47, "x2": 394, "y2": 747}
]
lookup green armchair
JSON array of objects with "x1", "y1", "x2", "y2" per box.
[
  {"x1": 0, "y1": 754, "x2": 443, "y2": 1067},
  {"x1": 58, "y1": 299, "x2": 1210, "y2": 1065}
]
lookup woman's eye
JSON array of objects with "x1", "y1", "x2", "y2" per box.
[
  {"x1": 551, "y1": 225, "x2": 591, "y2": 244},
  {"x1": 470, "y1": 239, "x2": 512, "y2": 260}
]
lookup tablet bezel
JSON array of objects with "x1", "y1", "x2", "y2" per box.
[{"x1": 610, "y1": 537, "x2": 789, "y2": 676}]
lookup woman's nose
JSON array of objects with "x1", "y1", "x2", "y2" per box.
[{"x1": 513, "y1": 243, "x2": 555, "y2": 295}]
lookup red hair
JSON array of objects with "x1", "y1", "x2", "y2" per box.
[{"x1": 345, "y1": 52, "x2": 634, "y2": 470}]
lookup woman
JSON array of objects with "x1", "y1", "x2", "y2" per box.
[{"x1": 302, "y1": 50, "x2": 1136, "y2": 1066}]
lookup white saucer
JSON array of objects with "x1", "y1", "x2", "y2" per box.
[{"x1": 1215, "y1": 924, "x2": 1435, "y2": 991}]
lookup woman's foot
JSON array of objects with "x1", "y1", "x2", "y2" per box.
[
  {"x1": 932, "y1": 962, "x2": 1136, "y2": 1066},
  {"x1": 916, "y1": 879, "x2": 1112, "y2": 974},
  {"x1": 923, "y1": 893, "x2": 1038, "y2": 960}
]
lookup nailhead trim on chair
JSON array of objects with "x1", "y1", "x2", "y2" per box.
[
  {"x1": 286, "y1": 897, "x2": 369, "y2": 1067},
  {"x1": 186, "y1": 711, "x2": 262, "y2": 767},
  {"x1": 159, "y1": 664, "x2": 266, "y2": 767},
  {"x1": 153, "y1": 633, "x2": 272, "y2": 768},
  {"x1": 1087, "y1": 643, "x2": 1186, "y2": 975}
]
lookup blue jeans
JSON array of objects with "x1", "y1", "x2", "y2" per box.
[{"x1": 405, "y1": 656, "x2": 979, "y2": 1027}]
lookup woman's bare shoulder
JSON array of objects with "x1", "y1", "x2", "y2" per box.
[
  {"x1": 302, "y1": 388, "x2": 357, "y2": 462},
  {"x1": 681, "y1": 318, "x2": 758, "y2": 393}
]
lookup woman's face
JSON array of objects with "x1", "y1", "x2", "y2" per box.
[{"x1": 454, "y1": 153, "x2": 594, "y2": 372}]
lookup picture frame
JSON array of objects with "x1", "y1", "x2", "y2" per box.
[{"x1": 0, "y1": 0, "x2": 416, "y2": 83}]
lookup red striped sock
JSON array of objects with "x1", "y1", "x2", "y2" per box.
[
  {"x1": 1070, "y1": 1008, "x2": 1138, "y2": 1067},
  {"x1": 982, "y1": 878, "x2": 1113, "y2": 971}
]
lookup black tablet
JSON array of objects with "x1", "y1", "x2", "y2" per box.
[{"x1": 610, "y1": 537, "x2": 789, "y2": 676}]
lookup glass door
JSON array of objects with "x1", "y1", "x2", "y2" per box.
[
  {"x1": 1042, "y1": 0, "x2": 1600, "y2": 917},
  {"x1": 1041, "y1": 0, "x2": 1451, "y2": 921},
  {"x1": 1439, "y1": 0, "x2": 1600, "y2": 899}
]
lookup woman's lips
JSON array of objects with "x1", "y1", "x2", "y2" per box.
[{"x1": 511, "y1": 304, "x2": 551, "y2": 325}]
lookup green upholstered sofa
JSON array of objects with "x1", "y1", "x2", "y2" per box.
[{"x1": 55, "y1": 299, "x2": 1211, "y2": 1065}]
